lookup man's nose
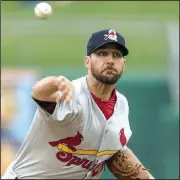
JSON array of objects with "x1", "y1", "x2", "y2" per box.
[{"x1": 107, "y1": 54, "x2": 114, "y2": 64}]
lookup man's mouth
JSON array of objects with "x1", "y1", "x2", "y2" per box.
[{"x1": 103, "y1": 68, "x2": 117, "y2": 73}]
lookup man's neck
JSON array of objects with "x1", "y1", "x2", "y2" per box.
[{"x1": 87, "y1": 75, "x2": 115, "y2": 101}]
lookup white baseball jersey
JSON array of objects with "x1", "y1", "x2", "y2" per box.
[{"x1": 2, "y1": 76, "x2": 132, "y2": 179}]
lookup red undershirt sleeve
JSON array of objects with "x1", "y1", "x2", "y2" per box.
[{"x1": 32, "y1": 98, "x2": 56, "y2": 115}]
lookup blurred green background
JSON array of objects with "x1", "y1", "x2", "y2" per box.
[
  {"x1": 1, "y1": 1, "x2": 179, "y2": 179},
  {"x1": 2, "y1": 1, "x2": 179, "y2": 71}
]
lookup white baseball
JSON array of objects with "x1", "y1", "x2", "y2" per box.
[{"x1": 34, "y1": 2, "x2": 52, "y2": 20}]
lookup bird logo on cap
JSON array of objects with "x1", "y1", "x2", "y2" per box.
[{"x1": 104, "y1": 30, "x2": 117, "y2": 41}]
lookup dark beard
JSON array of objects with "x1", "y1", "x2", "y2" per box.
[{"x1": 91, "y1": 66, "x2": 123, "y2": 85}]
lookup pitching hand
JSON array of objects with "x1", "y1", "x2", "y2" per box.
[{"x1": 55, "y1": 76, "x2": 73, "y2": 103}]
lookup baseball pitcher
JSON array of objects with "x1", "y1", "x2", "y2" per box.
[{"x1": 2, "y1": 29, "x2": 154, "y2": 179}]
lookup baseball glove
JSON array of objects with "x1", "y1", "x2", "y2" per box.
[{"x1": 106, "y1": 150, "x2": 150, "y2": 179}]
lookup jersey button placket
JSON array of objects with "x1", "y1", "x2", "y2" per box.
[{"x1": 96, "y1": 123, "x2": 109, "y2": 164}]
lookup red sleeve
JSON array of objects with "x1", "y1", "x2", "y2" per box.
[{"x1": 32, "y1": 98, "x2": 56, "y2": 115}]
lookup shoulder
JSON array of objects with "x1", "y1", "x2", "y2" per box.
[
  {"x1": 116, "y1": 90, "x2": 129, "y2": 114},
  {"x1": 116, "y1": 91, "x2": 128, "y2": 105}
]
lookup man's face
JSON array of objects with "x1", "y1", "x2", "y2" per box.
[{"x1": 85, "y1": 44, "x2": 126, "y2": 84}]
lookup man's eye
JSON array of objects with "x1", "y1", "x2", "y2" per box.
[
  {"x1": 113, "y1": 53, "x2": 122, "y2": 57},
  {"x1": 97, "y1": 51, "x2": 108, "y2": 56}
]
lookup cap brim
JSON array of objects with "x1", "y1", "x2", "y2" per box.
[{"x1": 89, "y1": 41, "x2": 129, "y2": 56}]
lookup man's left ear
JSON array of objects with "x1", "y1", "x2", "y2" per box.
[
  {"x1": 84, "y1": 56, "x2": 91, "y2": 69},
  {"x1": 122, "y1": 59, "x2": 126, "y2": 72}
]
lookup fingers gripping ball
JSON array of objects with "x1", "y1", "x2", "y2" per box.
[
  {"x1": 106, "y1": 151, "x2": 150, "y2": 179},
  {"x1": 34, "y1": 2, "x2": 52, "y2": 20}
]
